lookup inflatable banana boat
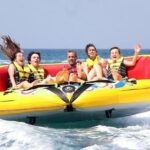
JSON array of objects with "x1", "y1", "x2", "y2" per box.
[{"x1": 0, "y1": 55, "x2": 150, "y2": 124}]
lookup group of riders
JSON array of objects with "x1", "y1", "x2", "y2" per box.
[{"x1": 0, "y1": 35, "x2": 141, "y2": 90}]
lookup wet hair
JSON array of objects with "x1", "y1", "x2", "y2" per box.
[
  {"x1": 27, "y1": 51, "x2": 41, "y2": 64},
  {"x1": 109, "y1": 47, "x2": 121, "y2": 54},
  {"x1": 0, "y1": 35, "x2": 21, "y2": 61},
  {"x1": 85, "y1": 43, "x2": 97, "y2": 55},
  {"x1": 67, "y1": 50, "x2": 77, "y2": 58}
]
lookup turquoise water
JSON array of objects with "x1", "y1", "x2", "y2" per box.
[
  {"x1": 0, "y1": 48, "x2": 149, "y2": 64},
  {"x1": 0, "y1": 49, "x2": 150, "y2": 150}
]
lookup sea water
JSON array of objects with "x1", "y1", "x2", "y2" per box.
[
  {"x1": 0, "y1": 48, "x2": 149, "y2": 64},
  {"x1": 0, "y1": 49, "x2": 150, "y2": 150}
]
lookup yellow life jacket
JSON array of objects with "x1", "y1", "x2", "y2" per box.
[
  {"x1": 108, "y1": 57, "x2": 124, "y2": 70},
  {"x1": 13, "y1": 62, "x2": 30, "y2": 82},
  {"x1": 86, "y1": 55, "x2": 101, "y2": 68},
  {"x1": 28, "y1": 64, "x2": 45, "y2": 80},
  {"x1": 107, "y1": 56, "x2": 127, "y2": 79}
]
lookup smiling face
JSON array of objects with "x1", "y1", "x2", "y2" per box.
[
  {"x1": 110, "y1": 48, "x2": 121, "y2": 61},
  {"x1": 15, "y1": 52, "x2": 24, "y2": 66},
  {"x1": 29, "y1": 53, "x2": 41, "y2": 68},
  {"x1": 87, "y1": 46, "x2": 97, "y2": 60}
]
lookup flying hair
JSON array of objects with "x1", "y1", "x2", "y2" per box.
[{"x1": 0, "y1": 35, "x2": 21, "y2": 61}]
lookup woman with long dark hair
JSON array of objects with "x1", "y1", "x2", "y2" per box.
[{"x1": 0, "y1": 36, "x2": 31, "y2": 88}]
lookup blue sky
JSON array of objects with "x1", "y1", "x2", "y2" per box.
[{"x1": 0, "y1": 0, "x2": 150, "y2": 49}]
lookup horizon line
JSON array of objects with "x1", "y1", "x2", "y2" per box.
[{"x1": 22, "y1": 48, "x2": 150, "y2": 50}]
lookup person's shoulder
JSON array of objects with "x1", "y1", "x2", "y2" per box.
[
  {"x1": 8, "y1": 63, "x2": 15, "y2": 68},
  {"x1": 8, "y1": 63, "x2": 16, "y2": 72}
]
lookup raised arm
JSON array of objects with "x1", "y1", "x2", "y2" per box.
[{"x1": 124, "y1": 44, "x2": 141, "y2": 66}]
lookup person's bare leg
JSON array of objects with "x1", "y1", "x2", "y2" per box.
[
  {"x1": 40, "y1": 75, "x2": 55, "y2": 84},
  {"x1": 111, "y1": 68, "x2": 122, "y2": 81},
  {"x1": 93, "y1": 64, "x2": 103, "y2": 80},
  {"x1": 82, "y1": 62, "x2": 89, "y2": 77},
  {"x1": 102, "y1": 67, "x2": 107, "y2": 78},
  {"x1": 16, "y1": 81, "x2": 33, "y2": 90},
  {"x1": 87, "y1": 68, "x2": 96, "y2": 81}
]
